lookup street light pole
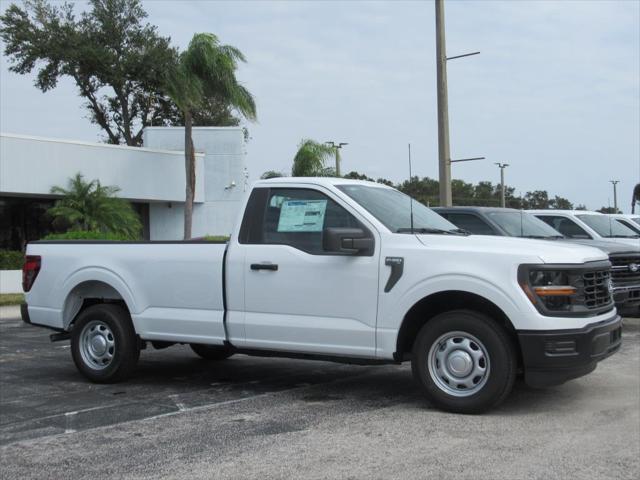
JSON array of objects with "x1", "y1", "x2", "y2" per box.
[
  {"x1": 610, "y1": 180, "x2": 620, "y2": 212},
  {"x1": 326, "y1": 141, "x2": 348, "y2": 177},
  {"x1": 495, "y1": 163, "x2": 510, "y2": 208}
]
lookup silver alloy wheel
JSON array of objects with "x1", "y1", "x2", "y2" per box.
[
  {"x1": 427, "y1": 331, "x2": 490, "y2": 397},
  {"x1": 79, "y1": 320, "x2": 115, "y2": 370}
]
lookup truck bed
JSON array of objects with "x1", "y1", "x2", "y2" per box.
[{"x1": 25, "y1": 241, "x2": 228, "y2": 345}]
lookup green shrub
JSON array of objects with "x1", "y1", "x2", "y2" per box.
[
  {"x1": 203, "y1": 235, "x2": 230, "y2": 242},
  {"x1": 0, "y1": 250, "x2": 23, "y2": 270},
  {"x1": 42, "y1": 230, "x2": 131, "y2": 241}
]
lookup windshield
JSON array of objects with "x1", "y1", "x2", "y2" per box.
[
  {"x1": 487, "y1": 211, "x2": 563, "y2": 238},
  {"x1": 337, "y1": 184, "x2": 459, "y2": 233},
  {"x1": 615, "y1": 218, "x2": 640, "y2": 234},
  {"x1": 576, "y1": 214, "x2": 640, "y2": 238}
]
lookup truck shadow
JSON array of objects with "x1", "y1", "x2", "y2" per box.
[{"x1": 128, "y1": 347, "x2": 586, "y2": 416}]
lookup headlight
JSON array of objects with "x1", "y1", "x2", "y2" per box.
[
  {"x1": 518, "y1": 266, "x2": 587, "y2": 314},
  {"x1": 523, "y1": 269, "x2": 577, "y2": 312},
  {"x1": 519, "y1": 262, "x2": 614, "y2": 317}
]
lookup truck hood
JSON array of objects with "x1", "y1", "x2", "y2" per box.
[
  {"x1": 416, "y1": 234, "x2": 608, "y2": 264},
  {"x1": 561, "y1": 238, "x2": 640, "y2": 255}
]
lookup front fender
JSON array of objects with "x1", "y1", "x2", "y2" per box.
[
  {"x1": 397, "y1": 273, "x2": 524, "y2": 325},
  {"x1": 376, "y1": 273, "x2": 530, "y2": 359}
]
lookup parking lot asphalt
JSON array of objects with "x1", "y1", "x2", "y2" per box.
[{"x1": 1, "y1": 305, "x2": 639, "y2": 480}]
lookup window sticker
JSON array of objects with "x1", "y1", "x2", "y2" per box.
[{"x1": 277, "y1": 199, "x2": 327, "y2": 232}]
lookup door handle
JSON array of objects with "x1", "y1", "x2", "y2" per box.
[{"x1": 250, "y1": 263, "x2": 278, "y2": 271}]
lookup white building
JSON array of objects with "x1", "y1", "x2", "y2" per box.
[{"x1": 0, "y1": 127, "x2": 248, "y2": 250}]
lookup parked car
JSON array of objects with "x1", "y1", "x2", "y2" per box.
[
  {"x1": 529, "y1": 210, "x2": 640, "y2": 248},
  {"x1": 607, "y1": 214, "x2": 640, "y2": 235},
  {"x1": 433, "y1": 207, "x2": 640, "y2": 313},
  {"x1": 21, "y1": 178, "x2": 622, "y2": 413}
]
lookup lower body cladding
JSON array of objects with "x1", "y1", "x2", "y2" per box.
[{"x1": 517, "y1": 313, "x2": 623, "y2": 388}]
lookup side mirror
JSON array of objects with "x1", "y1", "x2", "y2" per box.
[{"x1": 323, "y1": 227, "x2": 374, "y2": 256}]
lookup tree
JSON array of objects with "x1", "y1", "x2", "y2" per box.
[
  {"x1": 1, "y1": 0, "x2": 179, "y2": 146},
  {"x1": 291, "y1": 139, "x2": 336, "y2": 177},
  {"x1": 48, "y1": 173, "x2": 141, "y2": 239},
  {"x1": 165, "y1": 33, "x2": 256, "y2": 239},
  {"x1": 0, "y1": 0, "x2": 246, "y2": 146},
  {"x1": 549, "y1": 196, "x2": 573, "y2": 210},
  {"x1": 524, "y1": 190, "x2": 550, "y2": 209},
  {"x1": 597, "y1": 206, "x2": 620, "y2": 214}
]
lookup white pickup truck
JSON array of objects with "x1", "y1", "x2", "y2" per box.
[{"x1": 21, "y1": 178, "x2": 623, "y2": 413}]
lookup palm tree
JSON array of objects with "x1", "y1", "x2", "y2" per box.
[
  {"x1": 292, "y1": 139, "x2": 336, "y2": 177},
  {"x1": 633, "y1": 183, "x2": 640, "y2": 214},
  {"x1": 165, "y1": 33, "x2": 257, "y2": 239},
  {"x1": 48, "y1": 173, "x2": 142, "y2": 239}
]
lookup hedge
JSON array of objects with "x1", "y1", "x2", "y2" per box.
[
  {"x1": 0, "y1": 250, "x2": 23, "y2": 270},
  {"x1": 42, "y1": 230, "x2": 132, "y2": 241}
]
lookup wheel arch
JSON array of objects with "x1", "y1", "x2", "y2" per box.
[
  {"x1": 394, "y1": 290, "x2": 520, "y2": 362},
  {"x1": 62, "y1": 276, "x2": 135, "y2": 330}
]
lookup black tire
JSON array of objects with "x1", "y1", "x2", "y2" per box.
[
  {"x1": 411, "y1": 309, "x2": 517, "y2": 414},
  {"x1": 190, "y1": 344, "x2": 234, "y2": 361},
  {"x1": 71, "y1": 304, "x2": 140, "y2": 383}
]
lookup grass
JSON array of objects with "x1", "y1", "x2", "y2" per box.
[{"x1": 0, "y1": 294, "x2": 24, "y2": 306}]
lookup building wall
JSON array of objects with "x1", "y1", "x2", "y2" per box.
[
  {"x1": 143, "y1": 127, "x2": 248, "y2": 239},
  {"x1": 0, "y1": 133, "x2": 204, "y2": 203}
]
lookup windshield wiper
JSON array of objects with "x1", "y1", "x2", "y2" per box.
[
  {"x1": 604, "y1": 235, "x2": 640, "y2": 239},
  {"x1": 396, "y1": 227, "x2": 465, "y2": 235}
]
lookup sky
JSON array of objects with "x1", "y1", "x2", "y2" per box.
[{"x1": 1, "y1": 0, "x2": 639, "y2": 212}]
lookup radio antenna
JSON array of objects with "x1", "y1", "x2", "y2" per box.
[{"x1": 409, "y1": 143, "x2": 414, "y2": 235}]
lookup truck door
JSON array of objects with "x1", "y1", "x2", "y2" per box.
[{"x1": 233, "y1": 186, "x2": 380, "y2": 358}]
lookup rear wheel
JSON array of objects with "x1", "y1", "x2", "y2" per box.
[
  {"x1": 411, "y1": 309, "x2": 516, "y2": 414},
  {"x1": 71, "y1": 304, "x2": 139, "y2": 383},
  {"x1": 190, "y1": 344, "x2": 234, "y2": 361}
]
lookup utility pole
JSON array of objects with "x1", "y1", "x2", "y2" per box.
[
  {"x1": 495, "y1": 163, "x2": 509, "y2": 208},
  {"x1": 326, "y1": 141, "x2": 348, "y2": 177},
  {"x1": 610, "y1": 180, "x2": 620, "y2": 213},
  {"x1": 435, "y1": 0, "x2": 481, "y2": 206},
  {"x1": 435, "y1": 0, "x2": 451, "y2": 206}
]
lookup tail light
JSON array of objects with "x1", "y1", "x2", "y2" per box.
[{"x1": 22, "y1": 255, "x2": 41, "y2": 292}]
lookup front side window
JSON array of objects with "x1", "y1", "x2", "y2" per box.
[
  {"x1": 242, "y1": 188, "x2": 366, "y2": 254},
  {"x1": 576, "y1": 214, "x2": 639, "y2": 238},
  {"x1": 488, "y1": 212, "x2": 562, "y2": 238},
  {"x1": 537, "y1": 215, "x2": 591, "y2": 239}
]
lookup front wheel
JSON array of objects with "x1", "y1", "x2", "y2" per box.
[{"x1": 411, "y1": 310, "x2": 517, "y2": 414}]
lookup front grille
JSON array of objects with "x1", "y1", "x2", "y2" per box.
[
  {"x1": 609, "y1": 254, "x2": 640, "y2": 287},
  {"x1": 581, "y1": 270, "x2": 612, "y2": 309}
]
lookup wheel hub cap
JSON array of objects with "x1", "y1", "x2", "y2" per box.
[
  {"x1": 79, "y1": 320, "x2": 115, "y2": 370},
  {"x1": 447, "y1": 350, "x2": 473, "y2": 377},
  {"x1": 427, "y1": 331, "x2": 491, "y2": 397}
]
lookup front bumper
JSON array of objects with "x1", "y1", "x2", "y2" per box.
[{"x1": 518, "y1": 314, "x2": 622, "y2": 388}]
